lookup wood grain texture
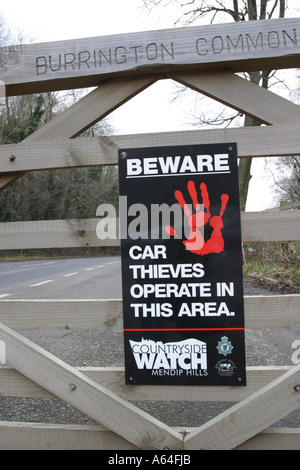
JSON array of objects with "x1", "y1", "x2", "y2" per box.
[
  {"x1": 0, "y1": 295, "x2": 299, "y2": 330},
  {"x1": 171, "y1": 69, "x2": 300, "y2": 125},
  {"x1": 1, "y1": 18, "x2": 299, "y2": 96},
  {"x1": 184, "y1": 364, "x2": 300, "y2": 450},
  {"x1": 0, "y1": 421, "x2": 138, "y2": 450},
  {"x1": 0, "y1": 75, "x2": 157, "y2": 191},
  {"x1": 235, "y1": 427, "x2": 300, "y2": 450},
  {"x1": 0, "y1": 299, "x2": 123, "y2": 330},
  {"x1": 1, "y1": 124, "x2": 300, "y2": 174},
  {"x1": 0, "y1": 321, "x2": 183, "y2": 450},
  {"x1": 0, "y1": 218, "x2": 118, "y2": 249},
  {"x1": 0, "y1": 210, "x2": 298, "y2": 250},
  {"x1": 1, "y1": 421, "x2": 298, "y2": 450},
  {"x1": 241, "y1": 210, "x2": 300, "y2": 242},
  {"x1": 0, "y1": 365, "x2": 292, "y2": 403},
  {"x1": 25, "y1": 76, "x2": 158, "y2": 141}
]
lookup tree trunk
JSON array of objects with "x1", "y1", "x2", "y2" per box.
[
  {"x1": 238, "y1": 70, "x2": 261, "y2": 211},
  {"x1": 238, "y1": 156, "x2": 252, "y2": 212}
]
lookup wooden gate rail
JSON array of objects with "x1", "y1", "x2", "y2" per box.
[
  {"x1": 0, "y1": 210, "x2": 299, "y2": 250},
  {"x1": 0, "y1": 421, "x2": 299, "y2": 451},
  {"x1": 2, "y1": 17, "x2": 300, "y2": 96},
  {"x1": 0, "y1": 320, "x2": 299, "y2": 450},
  {"x1": 2, "y1": 65, "x2": 300, "y2": 190},
  {"x1": 1, "y1": 17, "x2": 300, "y2": 449},
  {"x1": 0, "y1": 321, "x2": 183, "y2": 450},
  {"x1": 0, "y1": 295, "x2": 299, "y2": 330},
  {"x1": 0, "y1": 75, "x2": 159, "y2": 191},
  {"x1": 184, "y1": 364, "x2": 300, "y2": 450},
  {"x1": 0, "y1": 364, "x2": 293, "y2": 402},
  {"x1": 0, "y1": 292, "x2": 299, "y2": 449},
  {"x1": 170, "y1": 70, "x2": 300, "y2": 126},
  {"x1": 1, "y1": 125, "x2": 300, "y2": 175}
]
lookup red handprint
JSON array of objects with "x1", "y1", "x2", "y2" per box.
[{"x1": 165, "y1": 181, "x2": 229, "y2": 255}]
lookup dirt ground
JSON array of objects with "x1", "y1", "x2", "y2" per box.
[{"x1": 244, "y1": 275, "x2": 300, "y2": 296}]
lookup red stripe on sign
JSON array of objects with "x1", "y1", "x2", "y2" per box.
[{"x1": 124, "y1": 327, "x2": 245, "y2": 332}]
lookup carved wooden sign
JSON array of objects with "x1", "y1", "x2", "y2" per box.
[{"x1": 0, "y1": 17, "x2": 299, "y2": 95}]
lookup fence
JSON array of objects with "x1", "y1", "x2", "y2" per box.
[{"x1": 0, "y1": 17, "x2": 300, "y2": 449}]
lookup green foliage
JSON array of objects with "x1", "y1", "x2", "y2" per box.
[
  {"x1": 0, "y1": 91, "x2": 117, "y2": 223},
  {"x1": 243, "y1": 241, "x2": 300, "y2": 287},
  {"x1": 1, "y1": 94, "x2": 45, "y2": 144}
]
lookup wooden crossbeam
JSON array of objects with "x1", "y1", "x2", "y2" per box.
[
  {"x1": 0, "y1": 421, "x2": 138, "y2": 450},
  {"x1": 183, "y1": 364, "x2": 300, "y2": 450},
  {"x1": 241, "y1": 210, "x2": 300, "y2": 243},
  {"x1": 25, "y1": 76, "x2": 159, "y2": 142},
  {"x1": 0, "y1": 322, "x2": 299, "y2": 450},
  {"x1": 2, "y1": 70, "x2": 299, "y2": 191},
  {"x1": 1, "y1": 18, "x2": 299, "y2": 96},
  {"x1": 1, "y1": 124, "x2": 300, "y2": 175},
  {"x1": 170, "y1": 69, "x2": 300, "y2": 125},
  {"x1": 0, "y1": 321, "x2": 183, "y2": 450},
  {"x1": 2, "y1": 69, "x2": 299, "y2": 193},
  {"x1": 0, "y1": 75, "x2": 158, "y2": 191},
  {"x1": 0, "y1": 365, "x2": 293, "y2": 403},
  {"x1": 1, "y1": 421, "x2": 299, "y2": 450},
  {"x1": 0, "y1": 295, "x2": 299, "y2": 331},
  {"x1": 0, "y1": 210, "x2": 298, "y2": 251},
  {"x1": 0, "y1": 173, "x2": 26, "y2": 191},
  {"x1": 235, "y1": 428, "x2": 300, "y2": 451},
  {"x1": 1, "y1": 321, "x2": 299, "y2": 450}
]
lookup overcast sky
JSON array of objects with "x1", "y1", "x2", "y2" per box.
[
  {"x1": 1, "y1": 0, "x2": 298, "y2": 41},
  {"x1": 1, "y1": 0, "x2": 299, "y2": 210},
  {"x1": 1, "y1": 0, "x2": 182, "y2": 42}
]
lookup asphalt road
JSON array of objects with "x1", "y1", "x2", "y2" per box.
[
  {"x1": 0, "y1": 256, "x2": 122, "y2": 299},
  {"x1": 0, "y1": 254, "x2": 285, "y2": 300}
]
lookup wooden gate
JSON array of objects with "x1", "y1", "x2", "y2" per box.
[{"x1": 0, "y1": 17, "x2": 300, "y2": 450}]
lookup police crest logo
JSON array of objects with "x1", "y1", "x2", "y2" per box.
[{"x1": 217, "y1": 336, "x2": 234, "y2": 356}]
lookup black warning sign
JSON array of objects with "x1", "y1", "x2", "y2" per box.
[{"x1": 118, "y1": 143, "x2": 246, "y2": 386}]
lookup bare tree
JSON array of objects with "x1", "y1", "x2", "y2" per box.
[
  {"x1": 269, "y1": 156, "x2": 300, "y2": 207},
  {"x1": 142, "y1": 0, "x2": 288, "y2": 210},
  {"x1": 267, "y1": 70, "x2": 300, "y2": 208},
  {"x1": 0, "y1": 14, "x2": 117, "y2": 224}
]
